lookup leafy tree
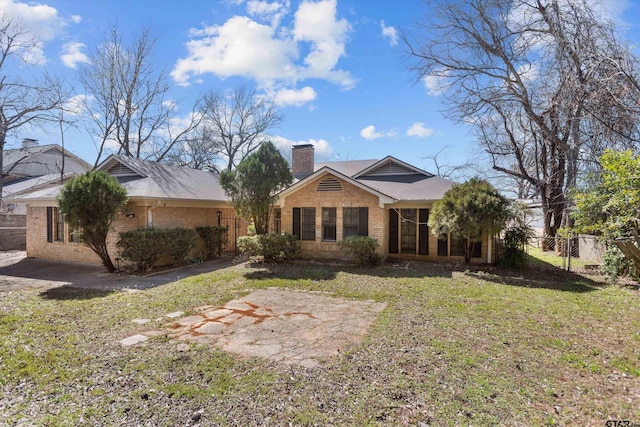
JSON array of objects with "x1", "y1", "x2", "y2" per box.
[
  {"x1": 220, "y1": 141, "x2": 292, "y2": 235},
  {"x1": 572, "y1": 149, "x2": 640, "y2": 244},
  {"x1": 429, "y1": 177, "x2": 511, "y2": 263},
  {"x1": 572, "y1": 149, "x2": 640, "y2": 275},
  {"x1": 57, "y1": 171, "x2": 128, "y2": 272}
]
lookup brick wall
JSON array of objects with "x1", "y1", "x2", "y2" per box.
[
  {"x1": 279, "y1": 174, "x2": 386, "y2": 260},
  {"x1": 26, "y1": 204, "x2": 245, "y2": 265}
]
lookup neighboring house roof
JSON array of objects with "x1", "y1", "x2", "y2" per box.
[
  {"x1": 281, "y1": 155, "x2": 454, "y2": 204},
  {"x1": 96, "y1": 155, "x2": 228, "y2": 202},
  {"x1": 2, "y1": 144, "x2": 91, "y2": 177},
  {"x1": 9, "y1": 155, "x2": 229, "y2": 204},
  {"x1": 2, "y1": 174, "x2": 69, "y2": 198}
]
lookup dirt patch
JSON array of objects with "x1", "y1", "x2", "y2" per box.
[{"x1": 158, "y1": 288, "x2": 387, "y2": 367}]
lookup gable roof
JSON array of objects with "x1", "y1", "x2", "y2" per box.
[
  {"x1": 3, "y1": 144, "x2": 91, "y2": 175},
  {"x1": 96, "y1": 155, "x2": 228, "y2": 202},
  {"x1": 282, "y1": 155, "x2": 453, "y2": 204}
]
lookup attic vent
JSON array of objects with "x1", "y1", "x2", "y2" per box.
[
  {"x1": 317, "y1": 177, "x2": 343, "y2": 192},
  {"x1": 366, "y1": 161, "x2": 416, "y2": 176},
  {"x1": 107, "y1": 163, "x2": 138, "y2": 177}
]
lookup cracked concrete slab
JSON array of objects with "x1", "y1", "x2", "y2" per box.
[{"x1": 165, "y1": 289, "x2": 387, "y2": 367}]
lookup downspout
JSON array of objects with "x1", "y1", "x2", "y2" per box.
[{"x1": 147, "y1": 200, "x2": 161, "y2": 229}]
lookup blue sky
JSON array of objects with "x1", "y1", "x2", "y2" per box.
[{"x1": 4, "y1": 0, "x2": 640, "y2": 176}]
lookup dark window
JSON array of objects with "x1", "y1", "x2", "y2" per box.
[
  {"x1": 450, "y1": 236, "x2": 467, "y2": 257},
  {"x1": 400, "y1": 209, "x2": 417, "y2": 254},
  {"x1": 437, "y1": 236, "x2": 448, "y2": 256},
  {"x1": 47, "y1": 207, "x2": 64, "y2": 243},
  {"x1": 298, "y1": 207, "x2": 315, "y2": 241},
  {"x1": 272, "y1": 208, "x2": 281, "y2": 234},
  {"x1": 388, "y1": 209, "x2": 399, "y2": 254},
  {"x1": 322, "y1": 208, "x2": 336, "y2": 241},
  {"x1": 450, "y1": 236, "x2": 482, "y2": 258},
  {"x1": 293, "y1": 208, "x2": 301, "y2": 239},
  {"x1": 418, "y1": 208, "x2": 429, "y2": 255},
  {"x1": 343, "y1": 207, "x2": 368, "y2": 237}
]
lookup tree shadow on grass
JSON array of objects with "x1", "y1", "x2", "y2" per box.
[
  {"x1": 242, "y1": 257, "x2": 605, "y2": 293},
  {"x1": 39, "y1": 285, "x2": 115, "y2": 300},
  {"x1": 242, "y1": 258, "x2": 456, "y2": 282}
]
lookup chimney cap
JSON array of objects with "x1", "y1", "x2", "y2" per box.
[{"x1": 292, "y1": 144, "x2": 314, "y2": 149}]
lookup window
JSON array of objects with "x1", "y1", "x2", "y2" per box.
[
  {"x1": 401, "y1": 209, "x2": 417, "y2": 254},
  {"x1": 443, "y1": 235, "x2": 482, "y2": 258},
  {"x1": 322, "y1": 208, "x2": 336, "y2": 241},
  {"x1": 293, "y1": 207, "x2": 316, "y2": 241},
  {"x1": 46, "y1": 207, "x2": 64, "y2": 242},
  {"x1": 343, "y1": 207, "x2": 368, "y2": 237},
  {"x1": 272, "y1": 208, "x2": 281, "y2": 234}
]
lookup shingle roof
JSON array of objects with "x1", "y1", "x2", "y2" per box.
[
  {"x1": 2, "y1": 144, "x2": 91, "y2": 173},
  {"x1": 98, "y1": 155, "x2": 228, "y2": 201},
  {"x1": 315, "y1": 159, "x2": 378, "y2": 177}
]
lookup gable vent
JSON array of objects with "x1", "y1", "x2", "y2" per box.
[
  {"x1": 107, "y1": 162, "x2": 138, "y2": 177},
  {"x1": 317, "y1": 177, "x2": 343, "y2": 192},
  {"x1": 366, "y1": 161, "x2": 416, "y2": 176}
]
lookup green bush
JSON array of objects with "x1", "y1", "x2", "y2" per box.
[
  {"x1": 499, "y1": 223, "x2": 534, "y2": 269},
  {"x1": 340, "y1": 235, "x2": 380, "y2": 266},
  {"x1": 117, "y1": 228, "x2": 197, "y2": 271},
  {"x1": 195, "y1": 226, "x2": 229, "y2": 259},
  {"x1": 238, "y1": 233, "x2": 298, "y2": 262},
  {"x1": 259, "y1": 233, "x2": 298, "y2": 262},
  {"x1": 600, "y1": 244, "x2": 637, "y2": 284}
]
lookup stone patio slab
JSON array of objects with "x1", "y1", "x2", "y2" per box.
[{"x1": 166, "y1": 288, "x2": 387, "y2": 367}]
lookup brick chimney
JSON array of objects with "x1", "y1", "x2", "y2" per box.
[{"x1": 292, "y1": 144, "x2": 314, "y2": 180}]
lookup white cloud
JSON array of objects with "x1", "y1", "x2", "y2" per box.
[
  {"x1": 422, "y1": 73, "x2": 449, "y2": 96},
  {"x1": 271, "y1": 135, "x2": 333, "y2": 161},
  {"x1": 60, "y1": 42, "x2": 89, "y2": 68},
  {"x1": 380, "y1": 20, "x2": 398, "y2": 46},
  {"x1": 172, "y1": 16, "x2": 297, "y2": 86},
  {"x1": 172, "y1": 0, "x2": 354, "y2": 91},
  {"x1": 274, "y1": 86, "x2": 316, "y2": 106},
  {"x1": 406, "y1": 122, "x2": 434, "y2": 138},
  {"x1": 63, "y1": 94, "x2": 89, "y2": 116},
  {"x1": 246, "y1": 0, "x2": 289, "y2": 26},
  {"x1": 0, "y1": 0, "x2": 66, "y2": 64},
  {"x1": 69, "y1": 15, "x2": 82, "y2": 24},
  {"x1": 293, "y1": 0, "x2": 354, "y2": 88},
  {"x1": 360, "y1": 125, "x2": 383, "y2": 140}
]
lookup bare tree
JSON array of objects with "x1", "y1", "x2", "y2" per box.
[
  {"x1": 0, "y1": 15, "x2": 62, "y2": 205},
  {"x1": 197, "y1": 86, "x2": 284, "y2": 172},
  {"x1": 78, "y1": 26, "x2": 200, "y2": 167},
  {"x1": 406, "y1": 0, "x2": 640, "y2": 240},
  {"x1": 422, "y1": 146, "x2": 476, "y2": 181},
  {"x1": 166, "y1": 126, "x2": 221, "y2": 171}
]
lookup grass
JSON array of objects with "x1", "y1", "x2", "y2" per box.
[
  {"x1": 1, "y1": 256, "x2": 639, "y2": 426},
  {"x1": 526, "y1": 245, "x2": 589, "y2": 269}
]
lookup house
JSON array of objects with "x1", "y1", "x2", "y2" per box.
[
  {"x1": 13, "y1": 145, "x2": 497, "y2": 266},
  {"x1": 13, "y1": 155, "x2": 244, "y2": 264},
  {"x1": 273, "y1": 144, "x2": 495, "y2": 263},
  {"x1": 0, "y1": 139, "x2": 91, "y2": 250}
]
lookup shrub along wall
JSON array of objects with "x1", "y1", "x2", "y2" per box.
[{"x1": 117, "y1": 228, "x2": 198, "y2": 271}]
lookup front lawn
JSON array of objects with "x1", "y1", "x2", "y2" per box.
[{"x1": 1, "y1": 260, "x2": 638, "y2": 426}]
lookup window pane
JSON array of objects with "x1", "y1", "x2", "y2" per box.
[
  {"x1": 322, "y1": 208, "x2": 336, "y2": 241},
  {"x1": 400, "y1": 209, "x2": 417, "y2": 254},
  {"x1": 343, "y1": 208, "x2": 359, "y2": 238},
  {"x1": 55, "y1": 208, "x2": 64, "y2": 242},
  {"x1": 301, "y1": 208, "x2": 316, "y2": 241},
  {"x1": 273, "y1": 208, "x2": 281, "y2": 234}
]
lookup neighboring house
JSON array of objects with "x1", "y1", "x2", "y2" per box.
[
  {"x1": 12, "y1": 155, "x2": 243, "y2": 264},
  {"x1": 274, "y1": 145, "x2": 496, "y2": 263},
  {"x1": 13, "y1": 145, "x2": 499, "y2": 265},
  {"x1": 0, "y1": 139, "x2": 91, "y2": 250}
]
